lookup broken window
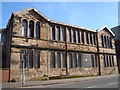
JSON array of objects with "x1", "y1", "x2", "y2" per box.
[
  {"x1": 56, "y1": 52, "x2": 61, "y2": 68},
  {"x1": 61, "y1": 52, "x2": 66, "y2": 68},
  {"x1": 61, "y1": 27, "x2": 66, "y2": 41},
  {"x1": 22, "y1": 19, "x2": 28, "y2": 37},
  {"x1": 51, "y1": 26, "x2": 55, "y2": 40},
  {"x1": 72, "y1": 30, "x2": 76, "y2": 43},
  {"x1": 51, "y1": 52, "x2": 55, "y2": 68},
  {"x1": 68, "y1": 29, "x2": 72, "y2": 42},
  {"x1": 29, "y1": 20, "x2": 34, "y2": 37},
  {"x1": 56, "y1": 26, "x2": 60, "y2": 40},
  {"x1": 77, "y1": 31, "x2": 81, "y2": 43},
  {"x1": 36, "y1": 22, "x2": 40, "y2": 39},
  {"x1": 86, "y1": 32, "x2": 89, "y2": 44}
]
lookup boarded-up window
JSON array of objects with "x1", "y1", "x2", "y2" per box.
[
  {"x1": 56, "y1": 52, "x2": 61, "y2": 68},
  {"x1": 81, "y1": 54, "x2": 91, "y2": 68},
  {"x1": 68, "y1": 29, "x2": 72, "y2": 42},
  {"x1": 91, "y1": 54, "x2": 98, "y2": 67},
  {"x1": 51, "y1": 52, "x2": 55, "y2": 68},
  {"x1": 62, "y1": 52, "x2": 66, "y2": 68},
  {"x1": 51, "y1": 26, "x2": 55, "y2": 40},
  {"x1": 78, "y1": 54, "x2": 82, "y2": 68},
  {"x1": 73, "y1": 53, "x2": 77, "y2": 68},
  {"x1": 69, "y1": 53, "x2": 73, "y2": 68},
  {"x1": 33, "y1": 50, "x2": 40, "y2": 68}
]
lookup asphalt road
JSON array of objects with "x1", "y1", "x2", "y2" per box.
[{"x1": 26, "y1": 75, "x2": 119, "y2": 88}]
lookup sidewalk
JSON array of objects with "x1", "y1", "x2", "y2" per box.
[{"x1": 2, "y1": 74, "x2": 118, "y2": 88}]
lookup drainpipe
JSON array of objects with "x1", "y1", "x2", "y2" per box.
[
  {"x1": 65, "y1": 29, "x2": 69, "y2": 75},
  {"x1": 96, "y1": 30, "x2": 101, "y2": 76}
]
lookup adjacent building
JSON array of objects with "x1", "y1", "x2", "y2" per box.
[{"x1": 1, "y1": 8, "x2": 118, "y2": 82}]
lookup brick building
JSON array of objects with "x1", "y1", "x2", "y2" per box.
[{"x1": 1, "y1": 8, "x2": 118, "y2": 82}]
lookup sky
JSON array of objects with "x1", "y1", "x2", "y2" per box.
[{"x1": 1, "y1": 2, "x2": 118, "y2": 30}]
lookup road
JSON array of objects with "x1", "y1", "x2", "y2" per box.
[{"x1": 25, "y1": 75, "x2": 119, "y2": 88}]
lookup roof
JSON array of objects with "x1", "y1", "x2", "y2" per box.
[
  {"x1": 13, "y1": 8, "x2": 96, "y2": 32},
  {"x1": 98, "y1": 25, "x2": 115, "y2": 36}
]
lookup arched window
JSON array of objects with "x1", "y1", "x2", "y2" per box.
[
  {"x1": 22, "y1": 19, "x2": 28, "y2": 37},
  {"x1": 29, "y1": 20, "x2": 34, "y2": 37},
  {"x1": 36, "y1": 22, "x2": 40, "y2": 39}
]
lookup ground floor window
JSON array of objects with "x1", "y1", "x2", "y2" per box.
[
  {"x1": 103, "y1": 55, "x2": 115, "y2": 67},
  {"x1": 20, "y1": 49, "x2": 40, "y2": 69}
]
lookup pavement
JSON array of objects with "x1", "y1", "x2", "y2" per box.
[{"x1": 2, "y1": 74, "x2": 119, "y2": 88}]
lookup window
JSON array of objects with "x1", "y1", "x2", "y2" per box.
[
  {"x1": 68, "y1": 29, "x2": 72, "y2": 42},
  {"x1": 1, "y1": 32, "x2": 6, "y2": 45},
  {"x1": 81, "y1": 31, "x2": 84, "y2": 44},
  {"x1": 56, "y1": 52, "x2": 61, "y2": 68},
  {"x1": 91, "y1": 54, "x2": 98, "y2": 67},
  {"x1": 101, "y1": 35, "x2": 104, "y2": 47},
  {"x1": 73, "y1": 53, "x2": 77, "y2": 68},
  {"x1": 36, "y1": 22, "x2": 40, "y2": 39},
  {"x1": 109, "y1": 55, "x2": 112, "y2": 67},
  {"x1": 104, "y1": 36, "x2": 107, "y2": 48},
  {"x1": 27, "y1": 50, "x2": 33, "y2": 68},
  {"x1": 20, "y1": 50, "x2": 40, "y2": 69},
  {"x1": 29, "y1": 20, "x2": 34, "y2": 37},
  {"x1": 90, "y1": 33, "x2": 93, "y2": 45},
  {"x1": 62, "y1": 52, "x2": 66, "y2": 68},
  {"x1": 86, "y1": 32, "x2": 89, "y2": 44},
  {"x1": 33, "y1": 50, "x2": 40, "y2": 68},
  {"x1": 106, "y1": 55, "x2": 109, "y2": 67},
  {"x1": 61, "y1": 28, "x2": 66, "y2": 41},
  {"x1": 103, "y1": 55, "x2": 107, "y2": 67},
  {"x1": 73, "y1": 30, "x2": 76, "y2": 43},
  {"x1": 69, "y1": 53, "x2": 73, "y2": 68},
  {"x1": 77, "y1": 31, "x2": 81, "y2": 43},
  {"x1": 93, "y1": 34, "x2": 96, "y2": 45},
  {"x1": 111, "y1": 55, "x2": 114, "y2": 67},
  {"x1": 22, "y1": 19, "x2": 28, "y2": 37},
  {"x1": 51, "y1": 26, "x2": 55, "y2": 40},
  {"x1": 78, "y1": 54, "x2": 81, "y2": 68},
  {"x1": 106, "y1": 36, "x2": 109, "y2": 48},
  {"x1": 51, "y1": 52, "x2": 55, "y2": 68},
  {"x1": 56, "y1": 26, "x2": 60, "y2": 40},
  {"x1": 110, "y1": 37, "x2": 112, "y2": 48}
]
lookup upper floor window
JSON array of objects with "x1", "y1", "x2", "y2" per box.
[
  {"x1": 29, "y1": 20, "x2": 34, "y2": 37},
  {"x1": 51, "y1": 26, "x2": 55, "y2": 40},
  {"x1": 81, "y1": 31, "x2": 84, "y2": 44},
  {"x1": 77, "y1": 31, "x2": 81, "y2": 43},
  {"x1": 90, "y1": 33, "x2": 93, "y2": 45},
  {"x1": 22, "y1": 19, "x2": 28, "y2": 37},
  {"x1": 1, "y1": 32, "x2": 6, "y2": 45},
  {"x1": 68, "y1": 29, "x2": 72, "y2": 42},
  {"x1": 56, "y1": 26, "x2": 60, "y2": 41},
  {"x1": 86, "y1": 32, "x2": 89, "y2": 44},
  {"x1": 36, "y1": 22, "x2": 40, "y2": 39},
  {"x1": 72, "y1": 29, "x2": 76, "y2": 43},
  {"x1": 61, "y1": 27, "x2": 66, "y2": 41}
]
